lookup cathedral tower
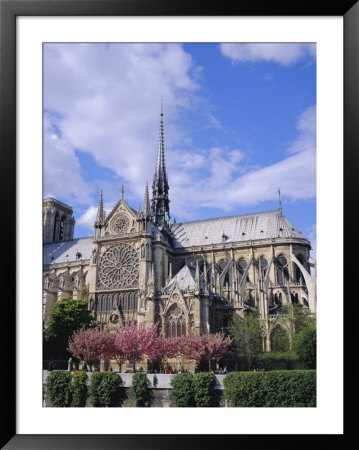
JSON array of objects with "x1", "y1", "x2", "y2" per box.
[
  {"x1": 151, "y1": 103, "x2": 170, "y2": 229},
  {"x1": 43, "y1": 197, "x2": 75, "y2": 243}
]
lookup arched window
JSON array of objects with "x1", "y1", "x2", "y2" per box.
[
  {"x1": 53, "y1": 213, "x2": 60, "y2": 241},
  {"x1": 237, "y1": 259, "x2": 248, "y2": 283},
  {"x1": 276, "y1": 256, "x2": 289, "y2": 284},
  {"x1": 294, "y1": 255, "x2": 304, "y2": 282},
  {"x1": 166, "y1": 306, "x2": 186, "y2": 338},
  {"x1": 274, "y1": 292, "x2": 282, "y2": 306},
  {"x1": 259, "y1": 257, "x2": 268, "y2": 279},
  {"x1": 141, "y1": 244, "x2": 145, "y2": 260},
  {"x1": 270, "y1": 326, "x2": 290, "y2": 352},
  {"x1": 291, "y1": 293, "x2": 299, "y2": 304},
  {"x1": 218, "y1": 260, "x2": 230, "y2": 286},
  {"x1": 59, "y1": 216, "x2": 65, "y2": 241}
]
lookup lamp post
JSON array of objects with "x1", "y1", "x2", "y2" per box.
[{"x1": 132, "y1": 346, "x2": 136, "y2": 373}]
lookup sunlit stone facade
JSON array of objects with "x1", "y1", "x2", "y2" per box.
[{"x1": 43, "y1": 112, "x2": 316, "y2": 351}]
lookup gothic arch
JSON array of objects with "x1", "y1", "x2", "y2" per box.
[
  {"x1": 269, "y1": 322, "x2": 291, "y2": 351},
  {"x1": 293, "y1": 254, "x2": 305, "y2": 282},
  {"x1": 258, "y1": 256, "x2": 268, "y2": 279},
  {"x1": 218, "y1": 259, "x2": 230, "y2": 287},
  {"x1": 276, "y1": 254, "x2": 289, "y2": 284},
  {"x1": 237, "y1": 258, "x2": 250, "y2": 283},
  {"x1": 164, "y1": 304, "x2": 187, "y2": 338}
]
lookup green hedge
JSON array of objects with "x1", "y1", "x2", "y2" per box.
[
  {"x1": 193, "y1": 372, "x2": 215, "y2": 407},
  {"x1": 170, "y1": 373, "x2": 195, "y2": 407},
  {"x1": 46, "y1": 371, "x2": 72, "y2": 407},
  {"x1": 223, "y1": 370, "x2": 316, "y2": 407},
  {"x1": 256, "y1": 351, "x2": 304, "y2": 371},
  {"x1": 89, "y1": 372, "x2": 122, "y2": 407},
  {"x1": 131, "y1": 372, "x2": 149, "y2": 407},
  {"x1": 71, "y1": 371, "x2": 88, "y2": 407}
]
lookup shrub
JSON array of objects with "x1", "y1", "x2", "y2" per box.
[
  {"x1": 170, "y1": 373, "x2": 195, "y2": 407},
  {"x1": 293, "y1": 326, "x2": 316, "y2": 369},
  {"x1": 89, "y1": 372, "x2": 122, "y2": 407},
  {"x1": 46, "y1": 371, "x2": 72, "y2": 407},
  {"x1": 262, "y1": 370, "x2": 316, "y2": 407},
  {"x1": 131, "y1": 372, "x2": 149, "y2": 407},
  {"x1": 223, "y1": 370, "x2": 316, "y2": 407},
  {"x1": 223, "y1": 372, "x2": 266, "y2": 407},
  {"x1": 71, "y1": 371, "x2": 87, "y2": 407},
  {"x1": 193, "y1": 372, "x2": 215, "y2": 407},
  {"x1": 257, "y1": 351, "x2": 304, "y2": 371}
]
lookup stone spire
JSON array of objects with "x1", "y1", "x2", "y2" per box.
[
  {"x1": 94, "y1": 189, "x2": 105, "y2": 228},
  {"x1": 143, "y1": 181, "x2": 150, "y2": 216},
  {"x1": 151, "y1": 102, "x2": 170, "y2": 228}
]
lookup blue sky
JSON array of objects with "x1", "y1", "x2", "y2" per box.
[{"x1": 43, "y1": 43, "x2": 316, "y2": 255}]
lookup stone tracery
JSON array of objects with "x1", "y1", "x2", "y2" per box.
[{"x1": 98, "y1": 243, "x2": 139, "y2": 289}]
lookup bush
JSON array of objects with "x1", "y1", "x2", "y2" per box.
[
  {"x1": 170, "y1": 373, "x2": 195, "y2": 407},
  {"x1": 71, "y1": 371, "x2": 87, "y2": 407},
  {"x1": 223, "y1": 372, "x2": 266, "y2": 407},
  {"x1": 89, "y1": 372, "x2": 122, "y2": 407},
  {"x1": 223, "y1": 370, "x2": 316, "y2": 407},
  {"x1": 262, "y1": 370, "x2": 316, "y2": 407},
  {"x1": 46, "y1": 371, "x2": 72, "y2": 407},
  {"x1": 131, "y1": 372, "x2": 149, "y2": 407},
  {"x1": 193, "y1": 372, "x2": 215, "y2": 407},
  {"x1": 294, "y1": 326, "x2": 316, "y2": 369},
  {"x1": 257, "y1": 351, "x2": 304, "y2": 371}
]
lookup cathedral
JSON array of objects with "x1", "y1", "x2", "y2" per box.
[{"x1": 43, "y1": 110, "x2": 316, "y2": 351}]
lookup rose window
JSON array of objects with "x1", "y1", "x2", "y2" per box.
[
  {"x1": 111, "y1": 213, "x2": 130, "y2": 234},
  {"x1": 98, "y1": 243, "x2": 139, "y2": 289}
]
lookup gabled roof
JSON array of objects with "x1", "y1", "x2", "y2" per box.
[
  {"x1": 43, "y1": 237, "x2": 93, "y2": 265},
  {"x1": 104, "y1": 198, "x2": 137, "y2": 225},
  {"x1": 164, "y1": 265, "x2": 197, "y2": 291},
  {"x1": 171, "y1": 209, "x2": 307, "y2": 249}
]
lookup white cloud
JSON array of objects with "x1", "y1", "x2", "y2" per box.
[
  {"x1": 44, "y1": 44, "x2": 315, "y2": 232},
  {"x1": 169, "y1": 106, "x2": 316, "y2": 219},
  {"x1": 76, "y1": 206, "x2": 97, "y2": 228},
  {"x1": 44, "y1": 43, "x2": 200, "y2": 208},
  {"x1": 220, "y1": 43, "x2": 316, "y2": 66},
  {"x1": 43, "y1": 117, "x2": 93, "y2": 205}
]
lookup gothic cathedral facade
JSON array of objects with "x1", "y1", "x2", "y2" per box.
[{"x1": 43, "y1": 111, "x2": 316, "y2": 351}]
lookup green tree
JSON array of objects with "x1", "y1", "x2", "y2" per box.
[
  {"x1": 44, "y1": 297, "x2": 94, "y2": 359},
  {"x1": 229, "y1": 311, "x2": 263, "y2": 370},
  {"x1": 279, "y1": 304, "x2": 313, "y2": 334},
  {"x1": 293, "y1": 325, "x2": 316, "y2": 369}
]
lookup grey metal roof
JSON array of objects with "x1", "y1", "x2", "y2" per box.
[
  {"x1": 164, "y1": 265, "x2": 197, "y2": 291},
  {"x1": 171, "y1": 209, "x2": 306, "y2": 249},
  {"x1": 43, "y1": 237, "x2": 93, "y2": 265}
]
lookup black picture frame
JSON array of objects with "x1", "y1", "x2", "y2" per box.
[{"x1": 1, "y1": 0, "x2": 356, "y2": 448}]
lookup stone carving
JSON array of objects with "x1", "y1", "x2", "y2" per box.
[
  {"x1": 98, "y1": 243, "x2": 139, "y2": 289},
  {"x1": 109, "y1": 313, "x2": 119, "y2": 324},
  {"x1": 111, "y1": 213, "x2": 130, "y2": 234}
]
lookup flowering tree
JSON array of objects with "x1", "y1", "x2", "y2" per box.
[
  {"x1": 179, "y1": 331, "x2": 204, "y2": 365},
  {"x1": 113, "y1": 322, "x2": 159, "y2": 372},
  {"x1": 180, "y1": 331, "x2": 232, "y2": 371},
  {"x1": 68, "y1": 329, "x2": 115, "y2": 372},
  {"x1": 201, "y1": 332, "x2": 233, "y2": 371},
  {"x1": 147, "y1": 336, "x2": 182, "y2": 372}
]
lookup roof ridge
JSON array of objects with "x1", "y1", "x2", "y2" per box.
[{"x1": 173, "y1": 209, "x2": 281, "y2": 227}]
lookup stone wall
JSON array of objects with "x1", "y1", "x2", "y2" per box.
[{"x1": 42, "y1": 371, "x2": 227, "y2": 407}]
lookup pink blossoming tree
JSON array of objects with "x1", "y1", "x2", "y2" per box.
[
  {"x1": 180, "y1": 331, "x2": 232, "y2": 371},
  {"x1": 113, "y1": 321, "x2": 159, "y2": 372},
  {"x1": 68, "y1": 328, "x2": 115, "y2": 372}
]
